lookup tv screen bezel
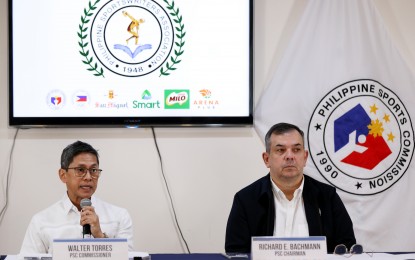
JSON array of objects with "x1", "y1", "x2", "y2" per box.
[{"x1": 8, "y1": 0, "x2": 254, "y2": 128}]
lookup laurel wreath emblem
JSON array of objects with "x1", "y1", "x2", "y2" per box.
[
  {"x1": 78, "y1": 0, "x2": 105, "y2": 77},
  {"x1": 160, "y1": 0, "x2": 186, "y2": 77}
]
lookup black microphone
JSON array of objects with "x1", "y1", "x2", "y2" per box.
[{"x1": 80, "y1": 198, "x2": 92, "y2": 236}]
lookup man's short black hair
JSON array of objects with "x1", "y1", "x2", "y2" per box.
[{"x1": 60, "y1": 141, "x2": 99, "y2": 169}]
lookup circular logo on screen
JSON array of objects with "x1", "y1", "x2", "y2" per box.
[
  {"x1": 78, "y1": 0, "x2": 186, "y2": 77},
  {"x1": 46, "y1": 90, "x2": 66, "y2": 110},
  {"x1": 308, "y1": 79, "x2": 414, "y2": 195}
]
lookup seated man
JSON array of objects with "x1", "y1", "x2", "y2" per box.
[
  {"x1": 20, "y1": 141, "x2": 134, "y2": 255},
  {"x1": 225, "y1": 123, "x2": 356, "y2": 253}
]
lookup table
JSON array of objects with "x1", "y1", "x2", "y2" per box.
[
  {"x1": 3, "y1": 252, "x2": 415, "y2": 259},
  {"x1": 151, "y1": 254, "x2": 228, "y2": 260}
]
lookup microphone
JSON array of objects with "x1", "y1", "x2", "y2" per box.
[{"x1": 80, "y1": 198, "x2": 92, "y2": 237}]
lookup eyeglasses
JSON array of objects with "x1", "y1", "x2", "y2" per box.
[
  {"x1": 334, "y1": 244, "x2": 372, "y2": 257},
  {"x1": 66, "y1": 167, "x2": 102, "y2": 179}
]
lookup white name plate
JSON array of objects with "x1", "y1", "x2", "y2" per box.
[
  {"x1": 53, "y1": 238, "x2": 128, "y2": 260},
  {"x1": 251, "y1": 236, "x2": 327, "y2": 260}
]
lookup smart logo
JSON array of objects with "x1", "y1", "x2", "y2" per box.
[
  {"x1": 308, "y1": 79, "x2": 414, "y2": 195},
  {"x1": 132, "y1": 90, "x2": 161, "y2": 109},
  {"x1": 164, "y1": 90, "x2": 190, "y2": 109}
]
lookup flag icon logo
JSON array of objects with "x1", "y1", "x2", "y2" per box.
[
  {"x1": 72, "y1": 91, "x2": 90, "y2": 108},
  {"x1": 77, "y1": 96, "x2": 87, "y2": 102},
  {"x1": 308, "y1": 79, "x2": 414, "y2": 195}
]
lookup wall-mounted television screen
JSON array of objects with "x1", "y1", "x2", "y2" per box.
[{"x1": 9, "y1": 0, "x2": 253, "y2": 127}]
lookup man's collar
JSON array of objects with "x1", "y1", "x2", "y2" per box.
[
  {"x1": 270, "y1": 175, "x2": 305, "y2": 200},
  {"x1": 61, "y1": 193, "x2": 96, "y2": 214}
]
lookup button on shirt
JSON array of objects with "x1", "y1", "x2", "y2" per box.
[
  {"x1": 20, "y1": 194, "x2": 134, "y2": 255},
  {"x1": 271, "y1": 176, "x2": 309, "y2": 237}
]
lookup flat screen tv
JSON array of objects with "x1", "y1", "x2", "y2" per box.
[{"x1": 9, "y1": 0, "x2": 253, "y2": 127}]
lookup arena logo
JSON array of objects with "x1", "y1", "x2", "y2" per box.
[
  {"x1": 78, "y1": 0, "x2": 185, "y2": 77},
  {"x1": 308, "y1": 79, "x2": 414, "y2": 195}
]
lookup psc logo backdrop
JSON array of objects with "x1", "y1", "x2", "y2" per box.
[{"x1": 308, "y1": 79, "x2": 414, "y2": 195}]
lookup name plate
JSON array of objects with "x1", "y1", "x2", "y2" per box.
[
  {"x1": 251, "y1": 236, "x2": 327, "y2": 260},
  {"x1": 53, "y1": 238, "x2": 128, "y2": 260}
]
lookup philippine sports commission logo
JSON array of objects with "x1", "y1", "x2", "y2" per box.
[
  {"x1": 78, "y1": 0, "x2": 185, "y2": 77},
  {"x1": 308, "y1": 79, "x2": 414, "y2": 195}
]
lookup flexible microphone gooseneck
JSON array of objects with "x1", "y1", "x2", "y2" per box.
[{"x1": 80, "y1": 198, "x2": 92, "y2": 238}]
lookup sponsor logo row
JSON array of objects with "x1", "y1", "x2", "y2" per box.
[{"x1": 47, "y1": 89, "x2": 220, "y2": 110}]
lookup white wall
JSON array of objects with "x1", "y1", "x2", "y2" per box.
[{"x1": 1, "y1": 0, "x2": 415, "y2": 255}]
